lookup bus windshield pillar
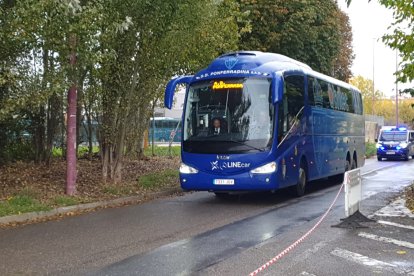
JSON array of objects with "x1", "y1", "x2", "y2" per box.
[{"x1": 271, "y1": 72, "x2": 284, "y2": 104}]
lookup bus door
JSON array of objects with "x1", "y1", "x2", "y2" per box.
[{"x1": 277, "y1": 74, "x2": 306, "y2": 187}]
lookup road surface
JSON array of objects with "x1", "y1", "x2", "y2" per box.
[{"x1": 0, "y1": 158, "x2": 413, "y2": 275}]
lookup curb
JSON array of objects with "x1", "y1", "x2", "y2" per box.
[{"x1": 0, "y1": 187, "x2": 183, "y2": 226}]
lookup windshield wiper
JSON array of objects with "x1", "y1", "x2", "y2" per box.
[{"x1": 223, "y1": 139, "x2": 266, "y2": 152}]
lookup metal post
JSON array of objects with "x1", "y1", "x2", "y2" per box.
[{"x1": 66, "y1": 33, "x2": 77, "y2": 195}]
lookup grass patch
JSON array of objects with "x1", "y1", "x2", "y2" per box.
[
  {"x1": 52, "y1": 146, "x2": 100, "y2": 157},
  {"x1": 53, "y1": 195, "x2": 80, "y2": 207},
  {"x1": 366, "y1": 142, "x2": 377, "y2": 158},
  {"x1": 102, "y1": 185, "x2": 132, "y2": 196},
  {"x1": 138, "y1": 169, "x2": 179, "y2": 189},
  {"x1": 0, "y1": 195, "x2": 51, "y2": 217},
  {"x1": 144, "y1": 146, "x2": 181, "y2": 157}
]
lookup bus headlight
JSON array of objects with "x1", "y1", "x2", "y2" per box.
[
  {"x1": 179, "y1": 163, "x2": 198, "y2": 174},
  {"x1": 399, "y1": 142, "x2": 408, "y2": 149},
  {"x1": 375, "y1": 143, "x2": 382, "y2": 149},
  {"x1": 250, "y1": 162, "x2": 277, "y2": 174}
]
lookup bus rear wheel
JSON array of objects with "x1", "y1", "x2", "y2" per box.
[{"x1": 292, "y1": 163, "x2": 307, "y2": 197}]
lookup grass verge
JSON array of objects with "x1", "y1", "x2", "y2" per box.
[
  {"x1": 0, "y1": 195, "x2": 51, "y2": 217},
  {"x1": 0, "y1": 157, "x2": 180, "y2": 219},
  {"x1": 138, "y1": 169, "x2": 179, "y2": 190},
  {"x1": 366, "y1": 142, "x2": 377, "y2": 158},
  {"x1": 144, "y1": 146, "x2": 181, "y2": 157}
]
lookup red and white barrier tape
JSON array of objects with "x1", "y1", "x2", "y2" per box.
[{"x1": 249, "y1": 182, "x2": 345, "y2": 276}]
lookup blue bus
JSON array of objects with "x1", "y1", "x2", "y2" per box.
[
  {"x1": 149, "y1": 117, "x2": 182, "y2": 143},
  {"x1": 165, "y1": 51, "x2": 364, "y2": 196}
]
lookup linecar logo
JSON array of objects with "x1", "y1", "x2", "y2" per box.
[
  {"x1": 224, "y1": 57, "x2": 238, "y2": 70},
  {"x1": 211, "y1": 161, "x2": 250, "y2": 171},
  {"x1": 211, "y1": 161, "x2": 220, "y2": 171}
]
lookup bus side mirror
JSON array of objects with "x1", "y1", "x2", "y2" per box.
[
  {"x1": 164, "y1": 75, "x2": 193, "y2": 109},
  {"x1": 271, "y1": 72, "x2": 284, "y2": 104},
  {"x1": 375, "y1": 138, "x2": 378, "y2": 142}
]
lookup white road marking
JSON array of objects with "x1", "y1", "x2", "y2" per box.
[
  {"x1": 378, "y1": 220, "x2": 414, "y2": 230},
  {"x1": 299, "y1": 272, "x2": 316, "y2": 276},
  {"x1": 358, "y1": 232, "x2": 414, "y2": 249},
  {"x1": 331, "y1": 248, "x2": 414, "y2": 275},
  {"x1": 373, "y1": 198, "x2": 414, "y2": 218}
]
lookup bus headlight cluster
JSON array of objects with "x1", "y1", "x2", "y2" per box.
[
  {"x1": 250, "y1": 161, "x2": 277, "y2": 174},
  {"x1": 179, "y1": 163, "x2": 198, "y2": 174},
  {"x1": 375, "y1": 143, "x2": 381, "y2": 149}
]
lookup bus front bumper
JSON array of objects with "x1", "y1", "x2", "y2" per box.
[{"x1": 180, "y1": 171, "x2": 279, "y2": 192}]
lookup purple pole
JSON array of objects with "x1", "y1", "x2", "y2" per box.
[{"x1": 66, "y1": 34, "x2": 77, "y2": 195}]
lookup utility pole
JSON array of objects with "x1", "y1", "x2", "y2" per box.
[
  {"x1": 395, "y1": 49, "x2": 399, "y2": 128},
  {"x1": 66, "y1": 33, "x2": 77, "y2": 195}
]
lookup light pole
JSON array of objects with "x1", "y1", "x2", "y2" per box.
[
  {"x1": 372, "y1": 38, "x2": 376, "y2": 115},
  {"x1": 395, "y1": 49, "x2": 399, "y2": 127}
]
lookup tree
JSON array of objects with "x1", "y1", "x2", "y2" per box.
[
  {"x1": 332, "y1": 10, "x2": 354, "y2": 81},
  {"x1": 94, "y1": 0, "x2": 242, "y2": 183},
  {"x1": 347, "y1": 0, "x2": 414, "y2": 90},
  {"x1": 350, "y1": 75, "x2": 383, "y2": 115},
  {"x1": 238, "y1": 0, "x2": 352, "y2": 77}
]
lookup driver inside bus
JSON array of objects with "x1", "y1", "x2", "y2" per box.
[{"x1": 210, "y1": 118, "x2": 226, "y2": 135}]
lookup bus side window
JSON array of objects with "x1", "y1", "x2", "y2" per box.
[
  {"x1": 344, "y1": 88, "x2": 354, "y2": 113},
  {"x1": 279, "y1": 75, "x2": 304, "y2": 141},
  {"x1": 308, "y1": 77, "x2": 314, "y2": 106},
  {"x1": 308, "y1": 77, "x2": 323, "y2": 107}
]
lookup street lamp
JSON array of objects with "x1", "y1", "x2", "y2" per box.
[
  {"x1": 372, "y1": 38, "x2": 376, "y2": 115},
  {"x1": 395, "y1": 49, "x2": 399, "y2": 127}
]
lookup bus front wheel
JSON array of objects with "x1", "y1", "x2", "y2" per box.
[{"x1": 292, "y1": 163, "x2": 307, "y2": 197}]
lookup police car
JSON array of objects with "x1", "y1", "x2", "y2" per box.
[{"x1": 376, "y1": 127, "x2": 414, "y2": 161}]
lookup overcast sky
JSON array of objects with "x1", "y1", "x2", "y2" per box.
[{"x1": 338, "y1": 0, "x2": 413, "y2": 96}]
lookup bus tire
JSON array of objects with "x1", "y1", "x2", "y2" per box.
[
  {"x1": 377, "y1": 156, "x2": 382, "y2": 161},
  {"x1": 345, "y1": 159, "x2": 351, "y2": 172},
  {"x1": 292, "y1": 161, "x2": 307, "y2": 197},
  {"x1": 351, "y1": 159, "x2": 357, "y2": 170}
]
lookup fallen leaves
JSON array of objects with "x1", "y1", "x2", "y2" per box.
[{"x1": 0, "y1": 156, "x2": 180, "y2": 206}]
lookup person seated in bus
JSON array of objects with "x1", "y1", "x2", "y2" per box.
[{"x1": 209, "y1": 118, "x2": 227, "y2": 135}]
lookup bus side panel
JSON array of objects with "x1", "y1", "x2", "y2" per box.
[{"x1": 309, "y1": 107, "x2": 365, "y2": 181}]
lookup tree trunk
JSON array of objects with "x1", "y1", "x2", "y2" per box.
[
  {"x1": 76, "y1": 70, "x2": 87, "y2": 157},
  {"x1": 33, "y1": 106, "x2": 46, "y2": 164},
  {"x1": 45, "y1": 94, "x2": 60, "y2": 165},
  {"x1": 66, "y1": 33, "x2": 77, "y2": 195}
]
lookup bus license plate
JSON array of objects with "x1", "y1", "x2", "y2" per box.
[
  {"x1": 386, "y1": 151, "x2": 396, "y2": 155},
  {"x1": 214, "y1": 179, "x2": 235, "y2": 185}
]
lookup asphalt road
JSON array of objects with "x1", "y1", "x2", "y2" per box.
[{"x1": 0, "y1": 158, "x2": 413, "y2": 275}]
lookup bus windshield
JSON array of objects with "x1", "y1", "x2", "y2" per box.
[
  {"x1": 183, "y1": 78, "x2": 274, "y2": 154},
  {"x1": 379, "y1": 131, "x2": 407, "y2": 142}
]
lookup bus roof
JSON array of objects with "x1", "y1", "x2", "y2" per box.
[{"x1": 193, "y1": 51, "x2": 359, "y2": 92}]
